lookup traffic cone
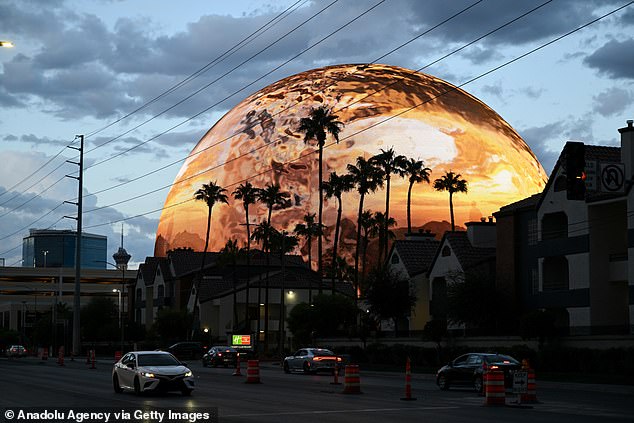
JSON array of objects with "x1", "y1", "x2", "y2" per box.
[
  {"x1": 400, "y1": 357, "x2": 416, "y2": 400},
  {"x1": 57, "y1": 346, "x2": 65, "y2": 367},
  {"x1": 245, "y1": 360, "x2": 261, "y2": 384},
  {"x1": 233, "y1": 354, "x2": 242, "y2": 376},
  {"x1": 342, "y1": 365, "x2": 362, "y2": 394},
  {"x1": 331, "y1": 356, "x2": 341, "y2": 385}
]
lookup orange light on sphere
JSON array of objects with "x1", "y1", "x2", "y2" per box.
[{"x1": 155, "y1": 64, "x2": 547, "y2": 261}]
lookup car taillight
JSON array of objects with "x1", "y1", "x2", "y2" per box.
[
  {"x1": 490, "y1": 365, "x2": 499, "y2": 370},
  {"x1": 218, "y1": 353, "x2": 222, "y2": 357},
  {"x1": 336, "y1": 357, "x2": 342, "y2": 362},
  {"x1": 313, "y1": 357, "x2": 322, "y2": 361}
]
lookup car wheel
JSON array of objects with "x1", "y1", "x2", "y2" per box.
[
  {"x1": 474, "y1": 375, "x2": 483, "y2": 393},
  {"x1": 113, "y1": 375, "x2": 123, "y2": 394},
  {"x1": 302, "y1": 361, "x2": 312, "y2": 374},
  {"x1": 181, "y1": 388, "x2": 192, "y2": 396},
  {"x1": 437, "y1": 374, "x2": 450, "y2": 391},
  {"x1": 134, "y1": 377, "x2": 141, "y2": 396},
  {"x1": 283, "y1": 362, "x2": 290, "y2": 374}
]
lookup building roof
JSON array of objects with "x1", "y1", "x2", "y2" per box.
[
  {"x1": 138, "y1": 257, "x2": 160, "y2": 287},
  {"x1": 428, "y1": 231, "x2": 496, "y2": 277},
  {"x1": 166, "y1": 249, "x2": 220, "y2": 277},
  {"x1": 495, "y1": 193, "x2": 541, "y2": 216},
  {"x1": 391, "y1": 239, "x2": 440, "y2": 277},
  {"x1": 199, "y1": 265, "x2": 353, "y2": 303}
]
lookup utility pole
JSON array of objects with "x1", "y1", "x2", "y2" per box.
[{"x1": 64, "y1": 134, "x2": 84, "y2": 357}]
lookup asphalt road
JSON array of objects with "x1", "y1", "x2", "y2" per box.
[{"x1": 1, "y1": 357, "x2": 632, "y2": 423}]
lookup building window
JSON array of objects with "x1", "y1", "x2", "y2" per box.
[
  {"x1": 542, "y1": 212, "x2": 568, "y2": 240},
  {"x1": 542, "y1": 256, "x2": 569, "y2": 291},
  {"x1": 391, "y1": 254, "x2": 400, "y2": 264},
  {"x1": 441, "y1": 246, "x2": 451, "y2": 257}
]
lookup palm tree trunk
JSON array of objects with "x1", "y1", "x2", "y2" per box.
[
  {"x1": 307, "y1": 236, "x2": 312, "y2": 304},
  {"x1": 191, "y1": 206, "x2": 212, "y2": 340},
  {"x1": 354, "y1": 193, "x2": 365, "y2": 300},
  {"x1": 383, "y1": 175, "x2": 391, "y2": 261},
  {"x1": 407, "y1": 181, "x2": 414, "y2": 234},
  {"x1": 331, "y1": 196, "x2": 342, "y2": 295},
  {"x1": 317, "y1": 144, "x2": 324, "y2": 291},
  {"x1": 361, "y1": 234, "x2": 369, "y2": 293},
  {"x1": 245, "y1": 205, "x2": 250, "y2": 326},
  {"x1": 449, "y1": 192, "x2": 455, "y2": 231},
  {"x1": 232, "y1": 261, "x2": 237, "y2": 330}
]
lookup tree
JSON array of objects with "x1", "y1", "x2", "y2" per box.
[
  {"x1": 403, "y1": 158, "x2": 431, "y2": 234},
  {"x1": 373, "y1": 211, "x2": 397, "y2": 267},
  {"x1": 153, "y1": 308, "x2": 192, "y2": 346},
  {"x1": 251, "y1": 221, "x2": 275, "y2": 350},
  {"x1": 298, "y1": 106, "x2": 344, "y2": 279},
  {"x1": 364, "y1": 266, "x2": 416, "y2": 335},
  {"x1": 219, "y1": 238, "x2": 245, "y2": 330},
  {"x1": 359, "y1": 209, "x2": 376, "y2": 290},
  {"x1": 445, "y1": 271, "x2": 499, "y2": 331},
  {"x1": 232, "y1": 181, "x2": 259, "y2": 325},
  {"x1": 269, "y1": 229, "x2": 299, "y2": 354},
  {"x1": 293, "y1": 213, "x2": 323, "y2": 303},
  {"x1": 347, "y1": 156, "x2": 383, "y2": 298},
  {"x1": 81, "y1": 297, "x2": 118, "y2": 343},
  {"x1": 370, "y1": 148, "x2": 407, "y2": 260},
  {"x1": 287, "y1": 294, "x2": 357, "y2": 347},
  {"x1": 321, "y1": 171, "x2": 354, "y2": 294},
  {"x1": 192, "y1": 181, "x2": 228, "y2": 339},
  {"x1": 255, "y1": 183, "x2": 287, "y2": 351},
  {"x1": 433, "y1": 171, "x2": 468, "y2": 232}
]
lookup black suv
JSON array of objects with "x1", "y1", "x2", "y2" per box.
[{"x1": 165, "y1": 342, "x2": 204, "y2": 360}]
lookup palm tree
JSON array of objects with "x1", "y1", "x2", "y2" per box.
[
  {"x1": 251, "y1": 220, "x2": 274, "y2": 349},
  {"x1": 370, "y1": 148, "x2": 407, "y2": 261},
  {"x1": 433, "y1": 170, "x2": 468, "y2": 231},
  {"x1": 322, "y1": 171, "x2": 354, "y2": 294},
  {"x1": 347, "y1": 156, "x2": 384, "y2": 298},
  {"x1": 191, "y1": 181, "x2": 228, "y2": 339},
  {"x1": 233, "y1": 181, "x2": 259, "y2": 325},
  {"x1": 219, "y1": 239, "x2": 244, "y2": 330},
  {"x1": 269, "y1": 229, "x2": 298, "y2": 354},
  {"x1": 359, "y1": 209, "x2": 375, "y2": 291},
  {"x1": 293, "y1": 213, "x2": 323, "y2": 301},
  {"x1": 374, "y1": 211, "x2": 397, "y2": 261},
  {"x1": 403, "y1": 158, "x2": 431, "y2": 235},
  {"x1": 257, "y1": 183, "x2": 286, "y2": 230},
  {"x1": 298, "y1": 106, "x2": 344, "y2": 279}
]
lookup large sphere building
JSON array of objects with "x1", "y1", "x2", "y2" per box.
[{"x1": 155, "y1": 64, "x2": 547, "y2": 261}]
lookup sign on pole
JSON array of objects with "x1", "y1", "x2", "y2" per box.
[{"x1": 513, "y1": 371, "x2": 528, "y2": 394}]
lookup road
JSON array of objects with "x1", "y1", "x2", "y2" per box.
[{"x1": 1, "y1": 357, "x2": 632, "y2": 422}]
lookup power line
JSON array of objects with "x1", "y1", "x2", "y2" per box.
[
  {"x1": 83, "y1": 0, "x2": 343, "y2": 159},
  {"x1": 84, "y1": 0, "x2": 309, "y2": 140}
]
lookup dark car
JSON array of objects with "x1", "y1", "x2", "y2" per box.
[
  {"x1": 6, "y1": 345, "x2": 27, "y2": 358},
  {"x1": 202, "y1": 346, "x2": 238, "y2": 368},
  {"x1": 283, "y1": 348, "x2": 342, "y2": 374},
  {"x1": 165, "y1": 342, "x2": 204, "y2": 360},
  {"x1": 436, "y1": 353, "x2": 521, "y2": 393}
]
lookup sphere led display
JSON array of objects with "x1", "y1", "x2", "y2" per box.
[{"x1": 155, "y1": 64, "x2": 547, "y2": 260}]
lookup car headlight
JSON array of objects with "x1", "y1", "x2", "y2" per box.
[
  {"x1": 142, "y1": 372, "x2": 155, "y2": 378},
  {"x1": 184, "y1": 370, "x2": 193, "y2": 377}
]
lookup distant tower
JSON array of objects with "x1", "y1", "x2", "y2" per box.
[{"x1": 112, "y1": 224, "x2": 131, "y2": 270}]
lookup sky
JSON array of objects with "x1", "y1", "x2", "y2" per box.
[{"x1": 0, "y1": 0, "x2": 633, "y2": 268}]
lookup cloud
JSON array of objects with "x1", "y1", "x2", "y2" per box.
[
  {"x1": 519, "y1": 122, "x2": 565, "y2": 175},
  {"x1": 584, "y1": 38, "x2": 634, "y2": 79},
  {"x1": 593, "y1": 87, "x2": 633, "y2": 117}
]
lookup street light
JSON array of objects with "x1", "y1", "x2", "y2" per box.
[
  {"x1": 0, "y1": 41, "x2": 14, "y2": 48},
  {"x1": 43, "y1": 250, "x2": 49, "y2": 268},
  {"x1": 112, "y1": 288, "x2": 121, "y2": 331}
]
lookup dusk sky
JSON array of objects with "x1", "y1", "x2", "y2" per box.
[{"x1": 1, "y1": 0, "x2": 632, "y2": 268}]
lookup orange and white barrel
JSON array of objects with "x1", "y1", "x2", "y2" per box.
[
  {"x1": 342, "y1": 365, "x2": 362, "y2": 394},
  {"x1": 484, "y1": 370, "x2": 505, "y2": 406},
  {"x1": 245, "y1": 359, "x2": 261, "y2": 384}
]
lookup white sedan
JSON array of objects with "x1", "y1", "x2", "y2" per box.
[
  {"x1": 283, "y1": 348, "x2": 342, "y2": 374},
  {"x1": 112, "y1": 351, "x2": 194, "y2": 395}
]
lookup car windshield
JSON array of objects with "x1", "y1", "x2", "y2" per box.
[
  {"x1": 484, "y1": 354, "x2": 519, "y2": 365},
  {"x1": 137, "y1": 353, "x2": 181, "y2": 367},
  {"x1": 313, "y1": 349, "x2": 335, "y2": 356}
]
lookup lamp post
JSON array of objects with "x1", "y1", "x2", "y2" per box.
[
  {"x1": 112, "y1": 288, "x2": 121, "y2": 330},
  {"x1": 43, "y1": 250, "x2": 49, "y2": 268}
]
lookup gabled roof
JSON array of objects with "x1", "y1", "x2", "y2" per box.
[
  {"x1": 138, "y1": 257, "x2": 160, "y2": 286},
  {"x1": 495, "y1": 193, "x2": 541, "y2": 216},
  {"x1": 167, "y1": 249, "x2": 220, "y2": 277},
  {"x1": 428, "y1": 231, "x2": 496, "y2": 277},
  {"x1": 390, "y1": 239, "x2": 440, "y2": 277}
]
